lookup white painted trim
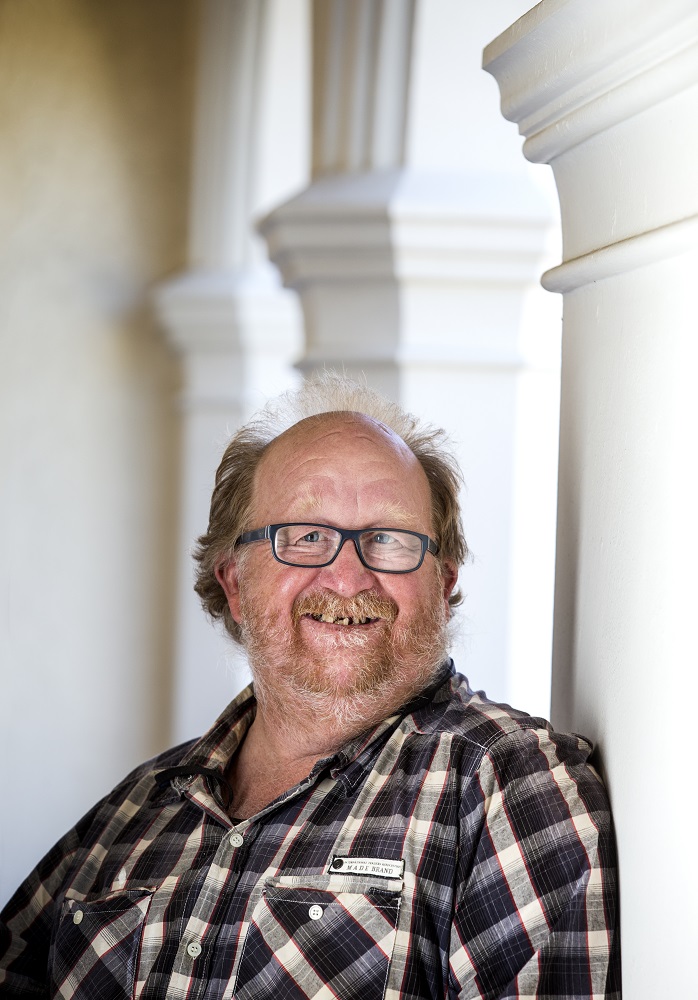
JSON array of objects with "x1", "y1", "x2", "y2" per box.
[{"x1": 542, "y1": 214, "x2": 698, "y2": 292}]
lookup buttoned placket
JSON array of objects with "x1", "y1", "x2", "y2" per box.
[
  {"x1": 151, "y1": 705, "x2": 410, "y2": 1000},
  {"x1": 161, "y1": 774, "x2": 253, "y2": 994},
  {"x1": 162, "y1": 763, "x2": 345, "y2": 999}
]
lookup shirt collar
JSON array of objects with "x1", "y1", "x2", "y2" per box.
[{"x1": 154, "y1": 683, "x2": 257, "y2": 791}]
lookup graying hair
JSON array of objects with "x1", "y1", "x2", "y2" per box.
[{"x1": 194, "y1": 372, "x2": 468, "y2": 642}]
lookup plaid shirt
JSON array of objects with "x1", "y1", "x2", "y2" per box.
[{"x1": 0, "y1": 663, "x2": 620, "y2": 999}]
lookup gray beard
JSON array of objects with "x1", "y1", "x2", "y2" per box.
[{"x1": 238, "y1": 586, "x2": 450, "y2": 745}]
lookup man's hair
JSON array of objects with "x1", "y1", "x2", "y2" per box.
[{"x1": 194, "y1": 372, "x2": 468, "y2": 642}]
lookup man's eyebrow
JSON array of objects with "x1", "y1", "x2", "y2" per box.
[
  {"x1": 365, "y1": 503, "x2": 419, "y2": 526},
  {"x1": 288, "y1": 490, "x2": 325, "y2": 517}
]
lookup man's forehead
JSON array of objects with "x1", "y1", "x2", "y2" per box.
[
  {"x1": 251, "y1": 411, "x2": 429, "y2": 523},
  {"x1": 284, "y1": 485, "x2": 417, "y2": 524},
  {"x1": 275, "y1": 411, "x2": 407, "y2": 449},
  {"x1": 256, "y1": 411, "x2": 415, "y2": 471}
]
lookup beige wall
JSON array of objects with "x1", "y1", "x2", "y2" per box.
[{"x1": 0, "y1": 0, "x2": 195, "y2": 903}]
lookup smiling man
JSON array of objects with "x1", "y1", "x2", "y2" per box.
[{"x1": 0, "y1": 376, "x2": 620, "y2": 999}]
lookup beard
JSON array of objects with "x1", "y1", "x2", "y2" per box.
[{"x1": 237, "y1": 578, "x2": 450, "y2": 743}]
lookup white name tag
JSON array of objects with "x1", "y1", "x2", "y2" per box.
[{"x1": 328, "y1": 856, "x2": 405, "y2": 879}]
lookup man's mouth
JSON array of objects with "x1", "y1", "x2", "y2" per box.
[
  {"x1": 307, "y1": 613, "x2": 378, "y2": 626},
  {"x1": 293, "y1": 591, "x2": 398, "y2": 628}
]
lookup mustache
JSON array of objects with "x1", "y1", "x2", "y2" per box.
[{"x1": 292, "y1": 590, "x2": 398, "y2": 625}]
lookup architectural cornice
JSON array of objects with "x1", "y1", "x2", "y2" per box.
[
  {"x1": 483, "y1": 0, "x2": 698, "y2": 163},
  {"x1": 260, "y1": 168, "x2": 552, "y2": 287},
  {"x1": 153, "y1": 267, "x2": 300, "y2": 354}
]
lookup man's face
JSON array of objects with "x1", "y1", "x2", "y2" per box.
[{"x1": 217, "y1": 413, "x2": 457, "y2": 732}]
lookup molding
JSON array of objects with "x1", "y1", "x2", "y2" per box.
[
  {"x1": 260, "y1": 168, "x2": 552, "y2": 287},
  {"x1": 483, "y1": 0, "x2": 698, "y2": 163},
  {"x1": 153, "y1": 267, "x2": 301, "y2": 413},
  {"x1": 542, "y1": 214, "x2": 698, "y2": 293},
  {"x1": 153, "y1": 267, "x2": 301, "y2": 355},
  {"x1": 260, "y1": 166, "x2": 558, "y2": 375}
]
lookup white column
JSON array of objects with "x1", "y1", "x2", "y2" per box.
[
  {"x1": 260, "y1": 0, "x2": 561, "y2": 715},
  {"x1": 484, "y1": 1, "x2": 698, "y2": 994},
  {"x1": 153, "y1": 0, "x2": 310, "y2": 742}
]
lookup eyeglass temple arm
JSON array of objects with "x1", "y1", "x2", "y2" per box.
[{"x1": 236, "y1": 526, "x2": 272, "y2": 546}]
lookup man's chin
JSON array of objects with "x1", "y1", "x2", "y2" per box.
[
  {"x1": 287, "y1": 648, "x2": 393, "y2": 699},
  {"x1": 271, "y1": 629, "x2": 444, "y2": 725},
  {"x1": 239, "y1": 594, "x2": 449, "y2": 733},
  {"x1": 275, "y1": 655, "x2": 411, "y2": 734},
  {"x1": 284, "y1": 617, "x2": 388, "y2": 687}
]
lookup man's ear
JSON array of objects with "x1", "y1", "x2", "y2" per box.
[
  {"x1": 441, "y1": 560, "x2": 458, "y2": 611},
  {"x1": 215, "y1": 559, "x2": 242, "y2": 624}
]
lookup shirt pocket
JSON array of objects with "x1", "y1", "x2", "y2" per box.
[
  {"x1": 233, "y1": 874, "x2": 403, "y2": 1000},
  {"x1": 49, "y1": 887, "x2": 155, "y2": 1000}
]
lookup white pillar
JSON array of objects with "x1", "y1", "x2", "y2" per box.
[
  {"x1": 484, "y1": 1, "x2": 698, "y2": 994},
  {"x1": 260, "y1": 0, "x2": 561, "y2": 715},
  {"x1": 153, "y1": 0, "x2": 310, "y2": 742}
]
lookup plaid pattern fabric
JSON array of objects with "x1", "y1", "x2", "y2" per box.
[{"x1": 0, "y1": 663, "x2": 620, "y2": 999}]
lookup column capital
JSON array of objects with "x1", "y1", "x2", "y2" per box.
[
  {"x1": 484, "y1": 0, "x2": 698, "y2": 271},
  {"x1": 260, "y1": 166, "x2": 556, "y2": 374},
  {"x1": 154, "y1": 267, "x2": 300, "y2": 356},
  {"x1": 261, "y1": 167, "x2": 552, "y2": 288},
  {"x1": 483, "y1": 0, "x2": 698, "y2": 165}
]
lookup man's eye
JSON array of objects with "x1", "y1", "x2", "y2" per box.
[
  {"x1": 299, "y1": 531, "x2": 321, "y2": 544},
  {"x1": 371, "y1": 532, "x2": 400, "y2": 546}
]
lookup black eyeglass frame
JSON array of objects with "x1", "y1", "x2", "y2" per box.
[{"x1": 235, "y1": 522, "x2": 440, "y2": 574}]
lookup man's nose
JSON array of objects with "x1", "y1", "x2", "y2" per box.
[{"x1": 315, "y1": 537, "x2": 376, "y2": 594}]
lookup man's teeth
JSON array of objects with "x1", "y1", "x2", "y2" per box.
[{"x1": 310, "y1": 613, "x2": 375, "y2": 625}]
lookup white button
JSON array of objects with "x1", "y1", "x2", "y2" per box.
[
  {"x1": 229, "y1": 832, "x2": 244, "y2": 848},
  {"x1": 72, "y1": 910, "x2": 84, "y2": 925},
  {"x1": 308, "y1": 904, "x2": 323, "y2": 921},
  {"x1": 186, "y1": 941, "x2": 202, "y2": 959}
]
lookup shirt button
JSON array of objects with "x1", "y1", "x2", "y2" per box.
[
  {"x1": 73, "y1": 910, "x2": 84, "y2": 925},
  {"x1": 229, "y1": 832, "x2": 244, "y2": 848},
  {"x1": 186, "y1": 941, "x2": 202, "y2": 959},
  {"x1": 308, "y1": 904, "x2": 323, "y2": 921}
]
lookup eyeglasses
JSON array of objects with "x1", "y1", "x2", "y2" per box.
[{"x1": 235, "y1": 523, "x2": 439, "y2": 574}]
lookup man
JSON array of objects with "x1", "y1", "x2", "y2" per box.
[{"x1": 0, "y1": 376, "x2": 620, "y2": 998}]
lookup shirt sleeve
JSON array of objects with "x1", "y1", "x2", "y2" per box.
[
  {"x1": 0, "y1": 748, "x2": 181, "y2": 998},
  {"x1": 448, "y1": 725, "x2": 621, "y2": 999},
  {"x1": 0, "y1": 822, "x2": 84, "y2": 997}
]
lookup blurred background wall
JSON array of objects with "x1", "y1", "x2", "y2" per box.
[{"x1": 0, "y1": 0, "x2": 194, "y2": 901}]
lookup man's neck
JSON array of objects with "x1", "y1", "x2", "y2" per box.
[
  {"x1": 225, "y1": 658, "x2": 450, "y2": 820},
  {"x1": 225, "y1": 710, "x2": 339, "y2": 820}
]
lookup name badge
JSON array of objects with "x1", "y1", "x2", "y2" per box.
[{"x1": 328, "y1": 856, "x2": 405, "y2": 879}]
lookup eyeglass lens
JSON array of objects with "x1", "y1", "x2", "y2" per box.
[{"x1": 274, "y1": 524, "x2": 424, "y2": 570}]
